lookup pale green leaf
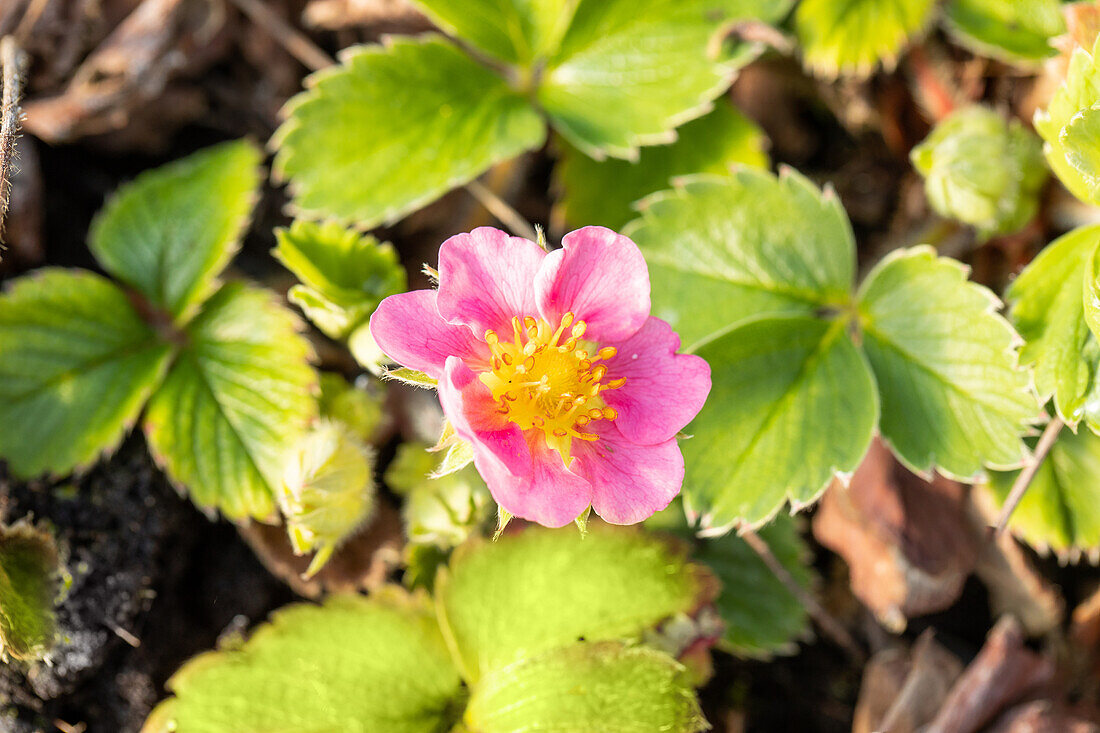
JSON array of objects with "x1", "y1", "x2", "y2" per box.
[
  {"x1": 143, "y1": 283, "x2": 317, "y2": 520},
  {"x1": 318, "y1": 372, "x2": 386, "y2": 442},
  {"x1": 623, "y1": 169, "x2": 854, "y2": 349},
  {"x1": 537, "y1": 0, "x2": 793, "y2": 160},
  {"x1": 858, "y1": 247, "x2": 1038, "y2": 479},
  {"x1": 465, "y1": 641, "x2": 707, "y2": 733},
  {"x1": 910, "y1": 105, "x2": 1047, "y2": 240},
  {"x1": 987, "y1": 426, "x2": 1100, "y2": 560},
  {"x1": 413, "y1": 0, "x2": 580, "y2": 65},
  {"x1": 795, "y1": 0, "x2": 936, "y2": 78},
  {"x1": 384, "y1": 366, "x2": 439, "y2": 389},
  {"x1": 0, "y1": 269, "x2": 172, "y2": 478},
  {"x1": 1035, "y1": 37, "x2": 1100, "y2": 204},
  {"x1": 945, "y1": 0, "x2": 1065, "y2": 64},
  {"x1": 273, "y1": 35, "x2": 546, "y2": 228},
  {"x1": 1086, "y1": 233, "x2": 1100, "y2": 345},
  {"x1": 647, "y1": 504, "x2": 813, "y2": 658},
  {"x1": 1006, "y1": 225, "x2": 1100, "y2": 426},
  {"x1": 430, "y1": 439, "x2": 475, "y2": 478},
  {"x1": 88, "y1": 140, "x2": 262, "y2": 323},
  {"x1": 683, "y1": 316, "x2": 877, "y2": 533},
  {"x1": 435, "y1": 526, "x2": 713, "y2": 681},
  {"x1": 274, "y1": 220, "x2": 406, "y2": 340},
  {"x1": 1062, "y1": 106, "x2": 1100, "y2": 205},
  {"x1": 0, "y1": 520, "x2": 60, "y2": 662},
  {"x1": 555, "y1": 101, "x2": 768, "y2": 232},
  {"x1": 142, "y1": 591, "x2": 464, "y2": 733}
]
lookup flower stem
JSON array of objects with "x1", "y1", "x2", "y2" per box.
[
  {"x1": 993, "y1": 416, "x2": 1064, "y2": 538},
  {"x1": 739, "y1": 525, "x2": 865, "y2": 663},
  {"x1": 0, "y1": 35, "x2": 27, "y2": 250},
  {"x1": 464, "y1": 179, "x2": 539, "y2": 242}
]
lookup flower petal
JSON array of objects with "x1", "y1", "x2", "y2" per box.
[
  {"x1": 603, "y1": 317, "x2": 712, "y2": 445},
  {"x1": 478, "y1": 434, "x2": 593, "y2": 528},
  {"x1": 572, "y1": 425, "x2": 684, "y2": 525},
  {"x1": 536, "y1": 226, "x2": 650, "y2": 343},
  {"x1": 370, "y1": 290, "x2": 487, "y2": 379},
  {"x1": 438, "y1": 356, "x2": 530, "y2": 476},
  {"x1": 437, "y1": 227, "x2": 546, "y2": 336}
]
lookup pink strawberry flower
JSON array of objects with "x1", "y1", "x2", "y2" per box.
[{"x1": 370, "y1": 226, "x2": 711, "y2": 528}]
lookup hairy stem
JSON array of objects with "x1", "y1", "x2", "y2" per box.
[
  {"x1": 0, "y1": 35, "x2": 28, "y2": 248},
  {"x1": 993, "y1": 416, "x2": 1065, "y2": 538},
  {"x1": 464, "y1": 179, "x2": 539, "y2": 242},
  {"x1": 739, "y1": 525, "x2": 865, "y2": 662}
]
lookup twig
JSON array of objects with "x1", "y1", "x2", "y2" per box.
[
  {"x1": 465, "y1": 179, "x2": 539, "y2": 242},
  {"x1": 739, "y1": 525, "x2": 866, "y2": 663},
  {"x1": 993, "y1": 417, "x2": 1064, "y2": 537},
  {"x1": 0, "y1": 35, "x2": 27, "y2": 248},
  {"x1": 227, "y1": 0, "x2": 334, "y2": 72},
  {"x1": 906, "y1": 44, "x2": 957, "y2": 122}
]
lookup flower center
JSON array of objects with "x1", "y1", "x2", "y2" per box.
[{"x1": 479, "y1": 312, "x2": 625, "y2": 463}]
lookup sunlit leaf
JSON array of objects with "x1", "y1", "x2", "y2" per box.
[
  {"x1": 413, "y1": 0, "x2": 579, "y2": 65},
  {"x1": 89, "y1": 140, "x2": 262, "y2": 324},
  {"x1": 945, "y1": 0, "x2": 1064, "y2": 64},
  {"x1": 794, "y1": 0, "x2": 936, "y2": 77},
  {"x1": 858, "y1": 247, "x2": 1038, "y2": 479},
  {"x1": 1035, "y1": 37, "x2": 1100, "y2": 204},
  {"x1": 0, "y1": 269, "x2": 171, "y2": 478},
  {"x1": 143, "y1": 284, "x2": 317, "y2": 520},
  {"x1": 465, "y1": 641, "x2": 707, "y2": 733},
  {"x1": 142, "y1": 592, "x2": 464, "y2": 733}
]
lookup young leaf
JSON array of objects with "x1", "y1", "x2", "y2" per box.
[
  {"x1": 623, "y1": 169, "x2": 855, "y2": 349},
  {"x1": 987, "y1": 426, "x2": 1100, "y2": 561},
  {"x1": 435, "y1": 525, "x2": 715, "y2": 681},
  {"x1": 537, "y1": 0, "x2": 793, "y2": 160},
  {"x1": 143, "y1": 283, "x2": 317, "y2": 520},
  {"x1": 274, "y1": 220, "x2": 407, "y2": 340},
  {"x1": 413, "y1": 0, "x2": 580, "y2": 66},
  {"x1": 464, "y1": 641, "x2": 707, "y2": 733},
  {"x1": 88, "y1": 140, "x2": 263, "y2": 324},
  {"x1": 647, "y1": 504, "x2": 813, "y2": 658},
  {"x1": 683, "y1": 316, "x2": 878, "y2": 533},
  {"x1": 0, "y1": 269, "x2": 172, "y2": 478},
  {"x1": 1005, "y1": 225, "x2": 1100, "y2": 426},
  {"x1": 858, "y1": 247, "x2": 1038, "y2": 479},
  {"x1": 555, "y1": 101, "x2": 768, "y2": 232},
  {"x1": 273, "y1": 35, "x2": 546, "y2": 228},
  {"x1": 0, "y1": 520, "x2": 60, "y2": 662},
  {"x1": 142, "y1": 592, "x2": 464, "y2": 733},
  {"x1": 910, "y1": 105, "x2": 1047, "y2": 240},
  {"x1": 317, "y1": 372, "x2": 386, "y2": 442},
  {"x1": 945, "y1": 0, "x2": 1065, "y2": 64},
  {"x1": 1035, "y1": 37, "x2": 1100, "y2": 204},
  {"x1": 1063, "y1": 106, "x2": 1100, "y2": 206},
  {"x1": 794, "y1": 0, "x2": 936, "y2": 78}
]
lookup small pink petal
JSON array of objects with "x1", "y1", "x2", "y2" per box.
[
  {"x1": 572, "y1": 425, "x2": 684, "y2": 525},
  {"x1": 603, "y1": 317, "x2": 712, "y2": 445},
  {"x1": 438, "y1": 357, "x2": 531, "y2": 476},
  {"x1": 369, "y1": 290, "x2": 488, "y2": 379},
  {"x1": 478, "y1": 434, "x2": 593, "y2": 528},
  {"x1": 437, "y1": 227, "x2": 546, "y2": 337},
  {"x1": 536, "y1": 226, "x2": 650, "y2": 343}
]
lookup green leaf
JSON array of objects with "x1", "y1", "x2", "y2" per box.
[
  {"x1": 413, "y1": 0, "x2": 580, "y2": 66},
  {"x1": 794, "y1": 0, "x2": 936, "y2": 78},
  {"x1": 1085, "y1": 235, "x2": 1100, "y2": 345},
  {"x1": 1006, "y1": 225, "x2": 1100, "y2": 426},
  {"x1": 274, "y1": 220, "x2": 407, "y2": 340},
  {"x1": 683, "y1": 316, "x2": 878, "y2": 533},
  {"x1": 435, "y1": 525, "x2": 714, "y2": 681},
  {"x1": 1035, "y1": 38, "x2": 1100, "y2": 204},
  {"x1": 318, "y1": 372, "x2": 386, "y2": 442},
  {"x1": 858, "y1": 247, "x2": 1038, "y2": 479},
  {"x1": 945, "y1": 0, "x2": 1065, "y2": 64},
  {"x1": 273, "y1": 35, "x2": 546, "y2": 228},
  {"x1": 143, "y1": 283, "x2": 317, "y2": 520},
  {"x1": 537, "y1": 0, "x2": 792, "y2": 160},
  {"x1": 910, "y1": 105, "x2": 1047, "y2": 240},
  {"x1": 1062, "y1": 106, "x2": 1100, "y2": 205},
  {"x1": 143, "y1": 591, "x2": 464, "y2": 733},
  {"x1": 0, "y1": 520, "x2": 60, "y2": 662},
  {"x1": 555, "y1": 101, "x2": 768, "y2": 232},
  {"x1": 623, "y1": 169, "x2": 855, "y2": 349},
  {"x1": 0, "y1": 269, "x2": 172, "y2": 478},
  {"x1": 89, "y1": 140, "x2": 263, "y2": 324},
  {"x1": 465, "y1": 641, "x2": 707, "y2": 733},
  {"x1": 987, "y1": 426, "x2": 1100, "y2": 560}
]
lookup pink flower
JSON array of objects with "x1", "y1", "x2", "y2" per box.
[{"x1": 370, "y1": 226, "x2": 711, "y2": 527}]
